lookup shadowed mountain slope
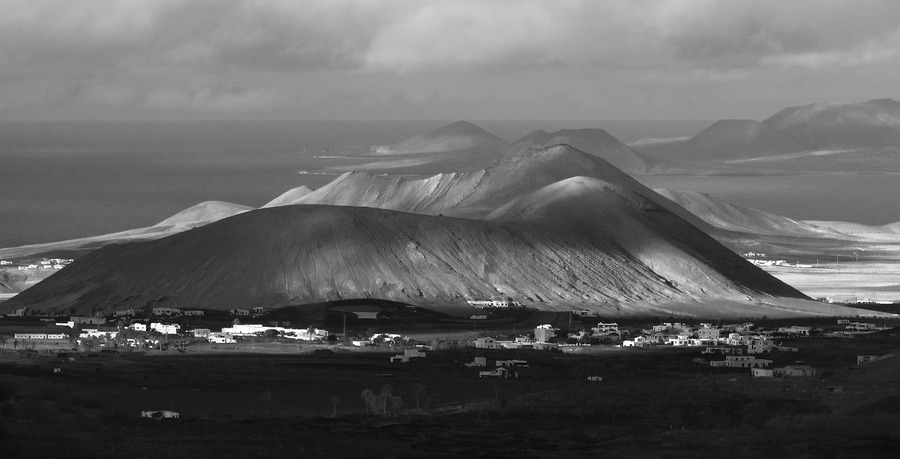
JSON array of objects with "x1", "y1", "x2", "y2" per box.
[
  {"x1": 507, "y1": 129, "x2": 649, "y2": 174},
  {"x1": 486, "y1": 177, "x2": 803, "y2": 299},
  {"x1": 4, "y1": 198, "x2": 825, "y2": 317},
  {"x1": 763, "y1": 98, "x2": 900, "y2": 148},
  {"x1": 383, "y1": 121, "x2": 509, "y2": 154}
]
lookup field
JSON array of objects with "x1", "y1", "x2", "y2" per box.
[{"x1": 2, "y1": 327, "x2": 900, "y2": 457}]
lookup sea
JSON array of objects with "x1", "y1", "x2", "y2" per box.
[{"x1": 2, "y1": 119, "x2": 897, "y2": 249}]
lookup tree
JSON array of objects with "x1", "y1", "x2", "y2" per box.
[
  {"x1": 331, "y1": 396, "x2": 341, "y2": 418},
  {"x1": 81, "y1": 337, "x2": 100, "y2": 353},
  {"x1": 412, "y1": 383, "x2": 426, "y2": 410},
  {"x1": 380, "y1": 384, "x2": 392, "y2": 415},
  {"x1": 259, "y1": 390, "x2": 273, "y2": 416},
  {"x1": 0, "y1": 335, "x2": 8, "y2": 349},
  {"x1": 391, "y1": 396, "x2": 402, "y2": 417},
  {"x1": 360, "y1": 389, "x2": 374, "y2": 414}
]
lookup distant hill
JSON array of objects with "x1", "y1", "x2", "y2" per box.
[
  {"x1": 507, "y1": 129, "x2": 649, "y2": 174},
  {"x1": 154, "y1": 201, "x2": 253, "y2": 226},
  {"x1": 636, "y1": 99, "x2": 900, "y2": 171},
  {"x1": 763, "y1": 98, "x2": 900, "y2": 149},
  {"x1": 282, "y1": 144, "x2": 710, "y2": 227},
  {"x1": 0, "y1": 201, "x2": 252, "y2": 260},
  {"x1": 381, "y1": 121, "x2": 509, "y2": 154},
  {"x1": 678, "y1": 119, "x2": 804, "y2": 160},
  {"x1": 655, "y1": 189, "x2": 846, "y2": 238},
  {"x1": 263, "y1": 186, "x2": 315, "y2": 208}
]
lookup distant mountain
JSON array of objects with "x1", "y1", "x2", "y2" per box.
[
  {"x1": 654, "y1": 189, "x2": 845, "y2": 238},
  {"x1": 678, "y1": 119, "x2": 804, "y2": 160},
  {"x1": 0, "y1": 201, "x2": 252, "y2": 260},
  {"x1": 636, "y1": 98, "x2": 900, "y2": 171},
  {"x1": 763, "y1": 98, "x2": 900, "y2": 149},
  {"x1": 507, "y1": 129, "x2": 649, "y2": 174},
  {"x1": 154, "y1": 201, "x2": 253, "y2": 226},
  {"x1": 263, "y1": 186, "x2": 315, "y2": 208},
  {"x1": 382, "y1": 121, "x2": 509, "y2": 154},
  {"x1": 281, "y1": 144, "x2": 709, "y2": 227}
]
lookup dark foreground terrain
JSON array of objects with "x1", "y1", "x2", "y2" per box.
[{"x1": 2, "y1": 332, "x2": 900, "y2": 458}]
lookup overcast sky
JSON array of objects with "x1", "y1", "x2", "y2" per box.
[{"x1": 2, "y1": 0, "x2": 899, "y2": 121}]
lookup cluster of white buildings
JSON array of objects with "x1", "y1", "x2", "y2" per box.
[
  {"x1": 475, "y1": 336, "x2": 536, "y2": 350},
  {"x1": 463, "y1": 356, "x2": 529, "y2": 378},
  {"x1": 466, "y1": 299, "x2": 521, "y2": 309},
  {"x1": 746, "y1": 259, "x2": 813, "y2": 269},
  {"x1": 220, "y1": 323, "x2": 328, "y2": 341},
  {"x1": 11, "y1": 258, "x2": 73, "y2": 270}
]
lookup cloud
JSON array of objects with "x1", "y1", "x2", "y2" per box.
[{"x1": 1, "y1": 0, "x2": 899, "y2": 119}]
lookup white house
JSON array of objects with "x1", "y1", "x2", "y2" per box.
[
  {"x1": 475, "y1": 337, "x2": 502, "y2": 349},
  {"x1": 390, "y1": 349, "x2": 426, "y2": 363},
  {"x1": 150, "y1": 323, "x2": 181, "y2": 335},
  {"x1": 465, "y1": 357, "x2": 487, "y2": 367},
  {"x1": 752, "y1": 368, "x2": 774, "y2": 378},
  {"x1": 230, "y1": 309, "x2": 250, "y2": 317},
  {"x1": 592, "y1": 322, "x2": 619, "y2": 337},
  {"x1": 208, "y1": 332, "x2": 236, "y2": 344},
  {"x1": 70, "y1": 316, "x2": 105, "y2": 325},
  {"x1": 479, "y1": 367, "x2": 512, "y2": 378},
  {"x1": 192, "y1": 328, "x2": 211, "y2": 338},
  {"x1": 141, "y1": 410, "x2": 179, "y2": 419},
  {"x1": 152, "y1": 307, "x2": 181, "y2": 316},
  {"x1": 252, "y1": 307, "x2": 273, "y2": 316},
  {"x1": 535, "y1": 324, "x2": 556, "y2": 343},
  {"x1": 778, "y1": 326, "x2": 812, "y2": 336},
  {"x1": 711, "y1": 355, "x2": 772, "y2": 368},
  {"x1": 183, "y1": 310, "x2": 204, "y2": 317},
  {"x1": 130, "y1": 323, "x2": 147, "y2": 332},
  {"x1": 774, "y1": 365, "x2": 816, "y2": 377},
  {"x1": 696, "y1": 327, "x2": 721, "y2": 341}
]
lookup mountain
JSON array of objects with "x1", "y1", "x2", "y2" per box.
[
  {"x1": 263, "y1": 186, "x2": 315, "y2": 208},
  {"x1": 507, "y1": 129, "x2": 649, "y2": 174},
  {"x1": 654, "y1": 189, "x2": 846, "y2": 238},
  {"x1": 381, "y1": 121, "x2": 509, "y2": 154},
  {"x1": 678, "y1": 119, "x2": 804, "y2": 160},
  {"x1": 0, "y1": 201, "x2": 252, "y2": 260},
  {"x1": 763, "y1": 98, "x2": 900, "y2": 149},
  {"x1": 154, "y1": 201, "x2": 253, "y2": 226},
  {"x1": 4, "y1": 196, "x2": 838, "y2": 318},
  {"x1": 285, "y1": 144, "x2": 710, "y2": 226}
]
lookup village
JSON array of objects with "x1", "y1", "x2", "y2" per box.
[
  {"x1": 0, "y1": 257, "x2": 74, "y2": 271},
  {"x1": 1, "y1": 302, "x2": 899, "y2": 457},
  {"x1": 2, "y1": 303, "x2": 894, "y2": 382}
]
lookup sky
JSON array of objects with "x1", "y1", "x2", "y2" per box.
[{"x1": 2, "y1": 0, "x2": 900, "y2": 121}]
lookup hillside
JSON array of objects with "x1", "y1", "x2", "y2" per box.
[
  {"x1": 4, "y1": 201, "x2": 846, "y2": 318},
  {"x1": 655, "y1": 189, "x2": 846, "y2": 238},
  {"x1": 763, "y1": 98, "x2": 900, "y2": 148},
  {"x1": 0, "y1": 201, "x2": 253, "y2": 260},
  {"x1": 287, "y1": 144, "x2": 711, "y2": 227},
  {"x1": 507, "y1": 129, "x2": 649, "y2": 174},
  {"x1": 381, "y1": 121, "x2": 509, "y2": 154},
  {"x1": 678, "y1": 119, "x2": 804, "y2": 160},
  {"x1": 263, "y1": 186, "x2": 315, "y2": 208},
  {"x1": 155, "y1": 201, "x2": 253, "y2": 226}
]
